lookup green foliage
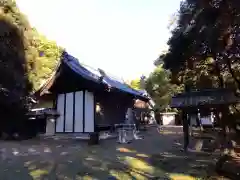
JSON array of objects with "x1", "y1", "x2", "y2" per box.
[
  {"x1": 129, "y1": 79, "x2": 141, "y2": 90},
  {"x1": 0, "y1": 0, "x2": 62, "y2": 136},
  {"x1": 145, "y1": 65, "x2": 183, "y2": 112},
  {"x1": 156, "y1": 0, "x2": 240, "y2": 135},
  {"x1": 29, "y1": 28, "x2": 63, "y2": 89},
  {"x1": 0, "y1": 0, "x2": 63, "y2": 91},
  {"x1": 162, "y1": 0, "x2": 240, "y2": 91}
]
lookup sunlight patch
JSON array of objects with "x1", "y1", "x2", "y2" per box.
[
  {"x1": 117, "y1": 147, "x2": 136, "y2": 153},
  {"x1": 110, "y1": 170, "x2": 132, "y2": 179},
  {"x1": 85, "y1": 157, "x2": 95, "y2": 161},
  {"x1": 129, "y1": 171, "x2": 148, "y2": 180},
  {"x1": 30, "y1": 169, "x2": 48, "y2": 179},
  {"x1": 136, "y1": 153, "x2": 149, "y2": 158},
  {"x1": 81, "y1": 175, "x2": 94, "y2": 180},
  {"x1": 169, "y1": 173, "x2": 196, "y2": 180},
  {"x1": 121, "y1": 156, "x2": 154, "y2": 173},
  {"x1": 118, "y1": 156, "x2": 168, "y2": 179}
]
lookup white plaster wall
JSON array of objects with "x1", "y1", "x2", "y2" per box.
[
  {"x1": 54, "y1": 91, "x2": 95, "y2": 133},
  {"x1": 200, "y1": 116, "x2": 212, "y2": 125},
  {"x1": 84, "y1": 91, "x2": 94, "y2": 132},
  {"x1": 56, "y1": 94, "x2": 65, "y2": 132},
  {"x1": 75, "y1": 91, "x2": 84, "y2": 132},
  {"x1": 65, "y1": 93, "x2": 74, "y2": 132},
  {"x1": 162, "y1": 114, "x2": 175, "y2": 125}
]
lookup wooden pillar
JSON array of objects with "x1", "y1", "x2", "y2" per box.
[
  {"x1": 182, "y1": 109, "x2": 189, "y2": 151},
  {"x1": 219, "y1": 105, "x2": 233, "y2": 152},
  {"x1": 218, "y1": 106, "x2": 227, "y2": 138}
]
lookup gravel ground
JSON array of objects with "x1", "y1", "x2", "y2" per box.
[{"x1": 0, "y1": 126, "x2": 227, "y2": 180}]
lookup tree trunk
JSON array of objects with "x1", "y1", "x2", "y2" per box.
[
  {"x1": 214, "y1": 60, "x2": 224, "y2": 88},
  {"x1": 218, "y1": 107, "x2": 237, "y2": 155},
  {"x1": 213, "y1": 62, "x2": 236, "y2": 154}
]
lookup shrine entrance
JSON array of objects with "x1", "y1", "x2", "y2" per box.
[{"x1": 171, "y1": 88, "x2": 240, "y2": 152}]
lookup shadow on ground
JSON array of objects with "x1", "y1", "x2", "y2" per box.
[{"x1": 0, "y1": 126, "x2": 224, "y2": 180}]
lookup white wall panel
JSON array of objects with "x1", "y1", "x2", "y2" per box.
[
  {"x1": 74, "y1": 91, "x2": 84, "y2": 132},
  {"x1": 56, "y1": 94, "x2": 65, "y2": 132},
  {"x1": 84, "y1": 91, "x2": 94, "y2": 132},
  {"x1": 65, "y1": 92, "x2": 74, "y2": 132}
]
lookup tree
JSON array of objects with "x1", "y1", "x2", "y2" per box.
[
  {"x1": 0, "y1": 0, "x2": 62, "y2": 91},
  {"x1": 161, "y1": 0, "x2": 240, "y2": 153},
  {"x1": 0, "y1": 0, "x2": 62, "y2": 138},
  {"x1": 145, "y1": 65, "x2": 182, "y2": 111},
  {"x1": 129, "y1": 79, "x2": 141, "y2": 90},
  {"x1": 163, "y1": 0, "x2": 240, "y2": 91},
  {"x1": 28, "y1": 28, "x2": 63, "y2": 89}
]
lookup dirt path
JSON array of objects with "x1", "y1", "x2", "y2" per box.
[{"x1": 0, "y1": 126, "x2": 227, "y2": 179}]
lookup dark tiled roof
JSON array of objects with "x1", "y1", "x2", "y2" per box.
[
  {"x1": 39, "y1": 51, "x2": 148, "y2": 100},
  {"x1": 171, "y1": 88, "x2": 239, "y2": 108}
]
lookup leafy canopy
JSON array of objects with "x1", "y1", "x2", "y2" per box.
[
  {"x1": 145, "y1": 65, "x2": 182, "y2": 111},
  {"x1": 0, "y1": 0, "x2": 63, "y2": 136},
  {"x1": 129, "y1": 79, "x2": 141, "y2": 90},
  {"x1": 163, "y1": 0, "x2": 240, "y2": 91},
  {"x1": 0, "y1": 0, "x2": 63, "y2": 91}
]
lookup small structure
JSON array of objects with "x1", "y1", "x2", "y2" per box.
[
  {"x1": 34, "y1": 51, "x2": 148, "y2": 136},
  {"x1": 26, "y1": 108, "x2": 59, "y2": 136},
  {"x1": 133, "y1": 90, "x2": 156, "y2": 124},
  {"x1": 160, "y1": 112, "x2": 177, "y2": 125},
  {"x1": 171, "y1": 88, "x2": 240, "y2": 151}
]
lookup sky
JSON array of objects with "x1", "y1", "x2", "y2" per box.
[{"x1": 16, "y1": 0, "x2": 180, "y2": 81}]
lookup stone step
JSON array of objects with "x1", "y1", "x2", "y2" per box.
[{"x1": 41, "y1": 132, "x2": 117, "y2": 140}]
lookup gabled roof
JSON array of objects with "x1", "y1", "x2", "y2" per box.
[
  {"x1": 137, "y1": 89, "x2": 155, "y2": 107},
  {"x1": 171, "y1": 88, "x2": 239, "y2": 108},
  {"x1": 172, "y1": 88, "x2": 234, "y2": 98},
  {"x1": 62, "y1": 52, "x2": 101, "y2": 83},
  {"x1": 38, "y1": 51, "x2": 148, "y2": 100},
  {"x1": 98, "y1": 68, "x2": 145, "y2": 98}
]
